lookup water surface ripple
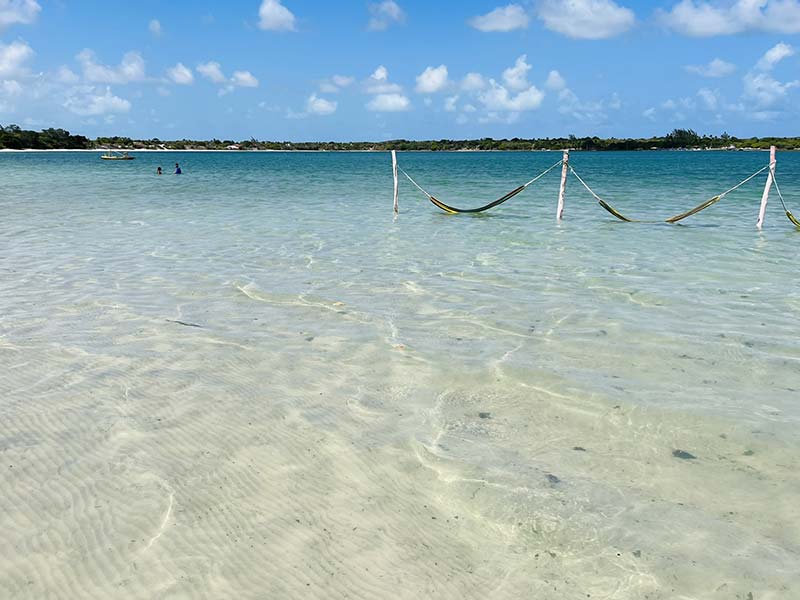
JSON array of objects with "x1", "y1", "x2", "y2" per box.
[{"x1": 1, "y1": 151, "x2": 798, "y2": 599}]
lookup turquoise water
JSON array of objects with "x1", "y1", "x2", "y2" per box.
[{"x1": 1, "y1": 150, "x2": 798, "y2": 599}]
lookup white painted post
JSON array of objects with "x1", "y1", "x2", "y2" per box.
[
  {"x1": 757, "y1": 145, "x2": 776, "y2": 229},
  {"x1": 557, "y1": 149, "x2": 569, "y2": 221},
  {"x1": 392, "y1": 150, "x2": 399, "y2": 214}
]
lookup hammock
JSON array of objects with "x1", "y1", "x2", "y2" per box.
[
  {"x1": 572, "y1": 164, "x2": 771, "y2": 224},
  {"x1": 398, "y1": 159, "x2": 563, "y2": 214}
]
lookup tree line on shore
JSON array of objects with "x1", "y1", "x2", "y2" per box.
[
  {"x1": 1, "y1": 124, "x2": 797, "y2": 152},
  {"x1": 0, "y1": 125, "x2": 90, "y2": 149}
]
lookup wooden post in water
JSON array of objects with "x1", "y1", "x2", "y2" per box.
[
  {"x1": 757, "y1": 145, "x2": 776, "y2": 229},
  {"x1": 392, "y1": 150, "x2": 399, "y2": 214},
  {"x1": 557, "y1": 149, "x2": 569, "y2": 221}
]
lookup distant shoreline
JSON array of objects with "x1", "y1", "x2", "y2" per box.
[
  {"x1": 0, "y1": 147, "x2": 783, "y2": 153},
  {"x1": 2, "y1": 126, "x2": 798, "y2": 152}
]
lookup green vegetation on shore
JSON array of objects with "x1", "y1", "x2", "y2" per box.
[
  {"x1": 1, "y1": 124, "x2": 798, "y2": 152},
  {"x1": 0, "y1": 125, "x2": 90, "y2": 149}
]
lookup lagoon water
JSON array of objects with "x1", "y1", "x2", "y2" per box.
[{"x1": 1, "y1": 150, "x2": 798, "y2": 599}]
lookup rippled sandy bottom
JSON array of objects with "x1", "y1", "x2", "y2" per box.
[
  {"x1": 2, "y1": 151, "x2": 799, "y2": 599},
  {"x1": 2, "y1": 282, "x2": 798, "y2": 599}
]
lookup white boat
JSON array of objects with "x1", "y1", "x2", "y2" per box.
[{"x1": 100, "y1": 151, "x2": 135, "y2": 160}]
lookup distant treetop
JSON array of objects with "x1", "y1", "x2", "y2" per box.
[{"x1": 0, "y1": 124, "x2": 796, "y2": 152}]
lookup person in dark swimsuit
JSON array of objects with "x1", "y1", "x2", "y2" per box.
[
  {"x1": 175, "y1": 163, "x2": 182, "y2": 175},
  {"x1": 157, "y1": 166, "x2": 162, "y2": 175}
]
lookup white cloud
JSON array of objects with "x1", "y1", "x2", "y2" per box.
[
  {"x1": 697, "y1": 87, "x2": 720, "y2": 110},
  {"x1": 415, "y1": 64, "x2": 448, "y2": 93},
  {"x1": 368, "y1": 1, "x2": 405, "y2": 30},
  {"x1": 538, "y1": 0, "x2": 635, "y2": 39},
  {"x1": 258, "y1": 0, "x2": 296, "y2": 31},
  {"x1": 766, "y1": 0, "x2": 800, "y2": 32},
  {"x1": 1, "y1": 78, "x2": 22, "y2": 95},
  {"x1": 77, "y1": 49, "x2": 145, "y2": 84},
  {"x1": 456, "y1": 55, "x2": 547, "y2": 121},
  {"x1": 149, "y1": 19, "x2": 162, "y2": 36},
  {"x1": 64, "y1": 86, "x2": 131, "y2": 116},
  {"x1": 0, "y1": 0, "x2": 40, "y2": 29},
  {"x1": 214, "y1": 71, "x2": 259, "y2": 96},
  {"x1": 0, "y1": 39, "x2": 33, "y2": 77},
  {"x1": 306, "y1": 93, "x2": 337, "y2": 115},
  {"x1": 367, "y1": 93, "x2": 410, "y2": 111},
  {"x1": 757, "y1": 42, "x2": 794, "y2": 71},
  {"x1": 197, "y1": 62, "x2": 258, "y2": 93},
  {"x1": 643, "y1": 107, "x2": 656, "y2": 120},
  {"x1": 502, "y1": 54, "x2": 531, "y2": 91},
  {"x1": 557, "y1": 88, "x2": 608, "y2": 121},
  {"x1": 332, "y1": 74, "x2": 354, "y2": 87},
  {"x1": 461, "y1": 72, "x2": 487, "y2": 91},
  {"x1": 469, "y1": 4, "x2": 529, "y2": 32},
  {"x1": 660, "y1": 0, "x2": 740, "y2": 36},
  {"x1": 545, "y1": 70, "x2": 566, "y2": 90},
  {"x1": 743, "y1": 71, "x2": 799, "y2": 107},
  {"x1": 685, "y1": 57, "x2": 736, "y2": 77},
  {"x1": 371, "y1": 65, "x2": 388, "y2": 81},
  {"x1": 732, "y1": 42, "x2": 800, "y2": 110},
  {"x1": 197, "y1": 61, "x2": 226, "y2": 83},
  {"x1": 660, "y1": 0, "x2": 800, "y2": 37},
  {"x1": 478, "y1": 111, "x2": 521, "y2": 125},
  {"x1": 285, "y1": 108, "x2": 307, "y2": 119},
  {"x1": 167, "y1": 62, "x2": 194, "y2": 85},
  {"x1": 320, "y1": 74, "x2": 354, "y2": 93},
  {"x1": 479, "y1": 79, "x2": 544, "y2": 111},
  {"x1": 56, "y1": 65, "x2": 79, "y2": 84},
  {"x1": 365, "y1": 65, "x2": 402, "y2": 93},
  {"x1": 231, "y1": 70, "x2": 258, "y2": 87},
  {"x1": 661, "y1": 96, "x2": 696, "y2": 111}
]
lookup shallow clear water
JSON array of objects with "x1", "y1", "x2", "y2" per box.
[{"x1": 1, "y1": 150, "x2": 798, "y2": 599}]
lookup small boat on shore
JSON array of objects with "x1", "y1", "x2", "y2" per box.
[{"x1": 100, "y1": 151, "x2": 135, "y2": 160}]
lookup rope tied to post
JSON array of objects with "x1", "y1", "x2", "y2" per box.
[{"x1": 771, "y1": 172, "x2": 800, "y2": 228}]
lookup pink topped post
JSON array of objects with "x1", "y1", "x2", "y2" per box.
[
  {"x1": 392, "y1": 150, "x2": 399, "y2": 214},
  {"x1": 757, "y1": 145, "x2": 776, "y2": 229},
  {"x1": 557, "y1": 149, "x2": 569, "y2": 221}
]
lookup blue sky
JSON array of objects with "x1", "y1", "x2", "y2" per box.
[{"x1": 0, "y1": 0, "x2": 799, "y2": 140}]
